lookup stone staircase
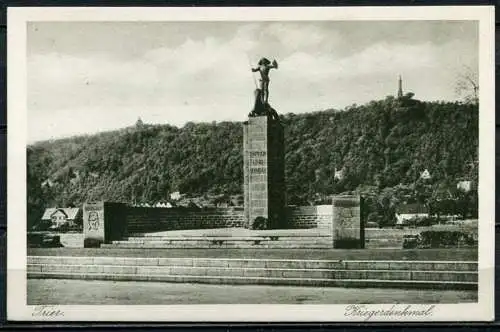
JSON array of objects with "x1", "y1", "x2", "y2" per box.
[
  {"x1": 27, "y1": 256, "x2": 478, "y2": 290},
  {"x1": 101, "y1": 234, "x2": 334, "y2": 249}
]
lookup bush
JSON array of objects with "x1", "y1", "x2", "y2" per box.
[
  {"x1": 402, "y1": 235, "x2": 419, "y2": 249},
  {"x1": 366, "y1": 212, "x2": 380, "y2": 224},
  {"x1": 27, "y1": 233, "x2": 63, "y2": 248},
  {"x1": 406, "y1": 216, "x2": 440, "y2": 227},
  {"x1": 54, "y1": 223, "x2": 70, "y2": 232},
  {"x1": 401, "y1": 230, "x2": 476, "y2": 249},
  {"x1": 251, "y1": 216, "x2": 267, "y2": 230},
  {"x1": 32, "y1": 220, "x2": 52, "y2": 231},
  {"x1": 417, "y1": 216, "x2": 441, "y2": 227},
  {"x1": 418, "y1": 230, "x2": 475, "y2": 248}
]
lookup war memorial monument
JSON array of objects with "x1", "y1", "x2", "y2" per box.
[
  {"x1": 79, "y1": 57, "x2": 364, "y2": 249},
  {"x1": 27, "y1": 57, "x2": 478, "y2": 304}
]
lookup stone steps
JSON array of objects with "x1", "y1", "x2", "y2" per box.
[
  {"x1": 117, "y1": 238, "x2": 332, "y2": 244},
  {"x1": 105, "y1": 235, "x2": 334, "y2": 249},
  {"x1": 27, "y1": 256, "x2": 478, "y2": 271},
  {"x1": 28, "y1": 264, "x2": 477, "y2": 282},
  {"x1": 27, "y1": 256, "x2": 478, "y2": 290},
  {"x1": 27, "y1": 271, "x2": 477, "y2": 290},
  {"x1": 126, "y1": 236, "x2": 332, "y2": 240},
  {"x1": 102, "y1": 243, "x2": 332, "y2": 249}
]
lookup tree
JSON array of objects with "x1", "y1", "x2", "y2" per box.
[
  {"x1": 377, "y1": 187, "x2": 398, "y2": 227},
  {"x1": 455, "y1": 66, "x2": 479, "y2": 104}
]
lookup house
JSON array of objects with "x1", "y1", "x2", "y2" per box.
[
  {"x1": 170, "y1": 191, "x2": 183, "y2": 201},
  {"x1": 216, "y1": 202, "x2": 229, "y2": 208},
  {"x1": 457, "y1": 180, "x2": 475, "y2": 192},
  {"x1": 153, "y1": 201, "x2": 176, "y2": 208},
  {"x1": 395, "y1": 203, "x2": 428, "y2": 225},
  {"x1": 41, "y1": 179, "x2": 55, "y2": 188},
  {"x1": 420, "y1": 169, "x2": 431, "y2": 180},
  {"x1": 334, "y1": 168, "x2": 344, "y2": 181},
  {"x1": 41, "y1": 207, "x2": 82, "y2": 228}
]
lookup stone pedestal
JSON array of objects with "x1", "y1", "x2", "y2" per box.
[
  {"x1": 243, "y1": 116, "x2": 285, "y2": 229},
  {"x1": 332, "y1": 195, "x2": 365, "y2": 248},
  {"x1": 83, "y1": 201, "x2": 127, "y2": 248}
]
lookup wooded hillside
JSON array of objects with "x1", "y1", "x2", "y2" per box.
[{"x1": 27, "y1": 95, "x2": 478, "y2": 227}]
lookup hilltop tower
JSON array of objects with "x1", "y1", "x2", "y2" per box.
[{"x1": 397, "y1": 75, "x2": 403, "y2": 99}]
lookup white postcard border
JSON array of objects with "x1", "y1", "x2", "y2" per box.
[{"x1": 7, "y1": 6, "x2": 495, "y2": 322}]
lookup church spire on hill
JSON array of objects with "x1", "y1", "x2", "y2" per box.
[{"x1": 397, "y1": 75, "x2": 403, "y2": 98}]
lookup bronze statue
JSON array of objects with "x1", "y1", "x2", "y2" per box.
[{"x1": 252, "y1": 57, "x2": 278, "y2": 105}]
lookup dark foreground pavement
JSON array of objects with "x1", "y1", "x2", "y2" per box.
[{"x1": 28, "y1": 279, "x2": 478, "y2": 305}]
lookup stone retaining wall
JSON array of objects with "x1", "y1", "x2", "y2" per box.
[
  {"x1": 126, "y1": 207, "x2": 245, "y2": 234},
  {"x1": 80, "y1": 199, "x2": 358, "y2": 246},
  {"x1": 285, "y1": 205, "x2": 333, "y2": 229},
  {"x1": 125, "y1": 204, "x2": 334, "y2": 234}
]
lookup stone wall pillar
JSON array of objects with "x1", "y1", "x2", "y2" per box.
[
  {"x1": 83, "y1": 201, "x2": 127, "y2": 248},
  {"x1": 332, "y1": 195, "x2": 365, "y2": 249}
]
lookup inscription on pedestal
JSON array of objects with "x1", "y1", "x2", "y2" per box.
[{"x1": 243, "y1": 115, "x2": 285, "y2": 229}]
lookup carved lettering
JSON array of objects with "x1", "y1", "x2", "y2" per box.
[
  {"x1": 250, "y1": 174, "x2": 266, "y2": 182},
  {"x1": 249, "y1": 159, "x2": 265, "y2": 166},
  {"x1": 249, "y1": 151, "x2": 266, "y2": 157},
  {"x1": 250, "y1": 167, "x2": 267, "y2": 174}
]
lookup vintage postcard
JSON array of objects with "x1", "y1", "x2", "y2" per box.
[{"x1": 7, "y1": 6, "x2": 495, "y2": 322}]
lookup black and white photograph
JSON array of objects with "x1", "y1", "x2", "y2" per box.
[{"x1": 7, "y1": 6, "x2": 495, "y2": 322}]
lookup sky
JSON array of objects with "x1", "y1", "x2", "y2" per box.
[{"x1": 27, "y1": 21, "x2": 478, "y2": 143}]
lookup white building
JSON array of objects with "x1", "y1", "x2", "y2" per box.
[
  {"x1": 41, "y1": 207, "x2": 82, "y2": 228},
  {"x1": 457, "y1": 180, "x2": 474, "y2": 192},
  {"x1": 334, "y1": 168, "x2": 344, "y2": 181},
  {"x1": 420, "y1": 169, "x2": 431, "y2": 180},
  {"x1": 395, "y1": 203, "x2": 428, "y2": 225},
  {"x1": 170, "y1": 191, "x2": 182, "y2": 200}
]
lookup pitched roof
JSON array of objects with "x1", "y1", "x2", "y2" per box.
[
  {"x1": 42, "y1": 207, "x2": 80, "y2": 220},
  {"x1": 396, "y1": 203, "x2": 428, "y2": 214},
  {"x1": 41, "y1": 208, "x2": 57, "y2": 220}
]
